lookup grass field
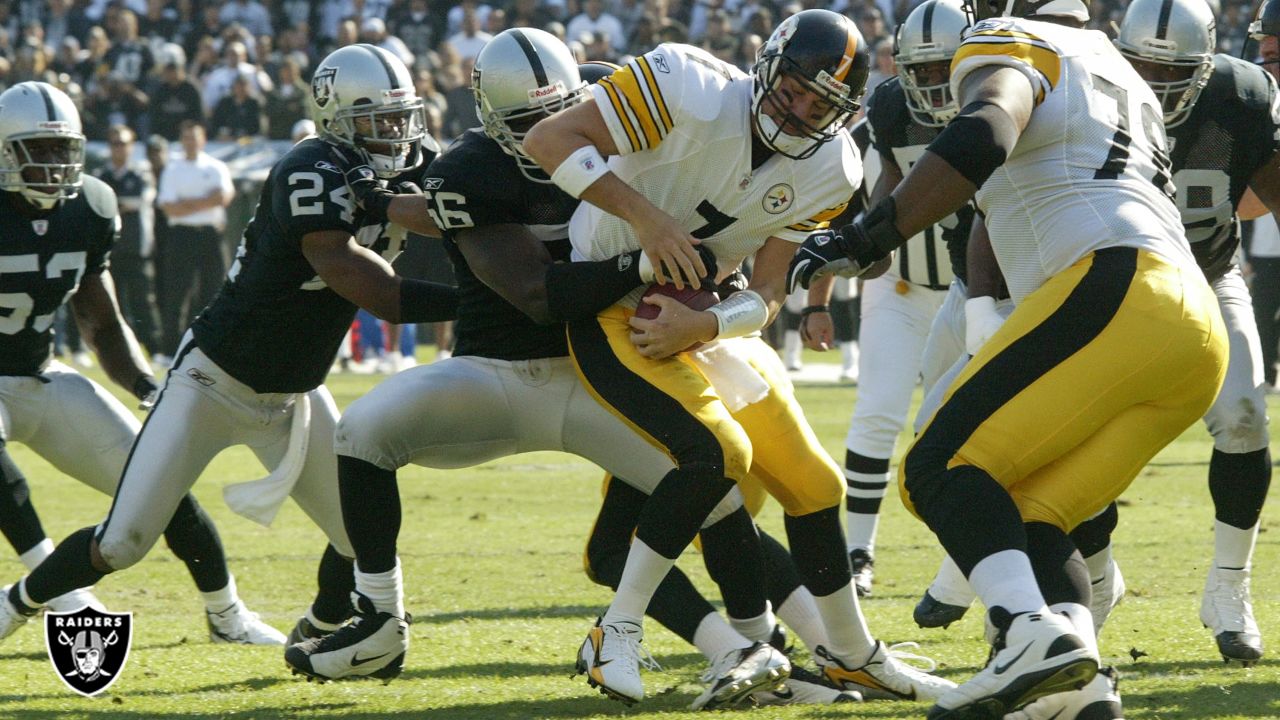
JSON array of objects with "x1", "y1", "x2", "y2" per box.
[{"x1": 0, "y1": 352, "x2": 1277, "y2": 719}]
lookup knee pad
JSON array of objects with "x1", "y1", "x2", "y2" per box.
[{"x1": 1209, "y1": 399, "x2": 1270, "y2": 454}]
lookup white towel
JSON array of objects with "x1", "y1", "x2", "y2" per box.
[
  {"x1": 691, "y1": 339, "x2": 771, "y2": 413},
  {"x1": 222, "y1": 393, "x2": 311, "y2": 526}
]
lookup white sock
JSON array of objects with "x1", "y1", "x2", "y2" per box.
[
  {"x1": 776, "y1": 586, "x2": 829, "y2": 654},
  {"x1": 693, "y1": 612, "x2": 752, "y2": 661},
  {"x1": 355, "y1": 559, "x2": 405, "y2": 618},
  {"x1": 17, "y1": 577, "x2": 44, "y2": 609},
  {"x1": 843, "y1": 468, "x2": 887, "y2": 553},
  {"x1": 602, "y1": 538, "x2": 674, "y2": 627},
  {"x1": 729, "y1": 603, "x2": 776, "y2": 644},
  {"x1": 1083, "y1": 543, "x2": 1113, "y2": 583},
  {"x1": 19, "y1": 538, "x2": 54, "y2": 571},
  {"x1": 1049, "y1": 602, "x2": 1098, "y2": 658},
  {"x1": 305, "y1": 607, "x2": 342, "y2": 632},
  {"x1": 811, "y1": 581, "x2": 876, "y2": 664},
  {"x1": 1213, "y1": 520, "x2": 1259, "y2": 570},
  {"x1": 840, "y1": 341, "x2": 858, "y2": 373},
  {"x1": 784, "y1": 330, "x2": 803, "y2": 367},
  {"x1": 930, "y1": 554, "x2": 978, "y2": 607},
  {"x1": 967, "y1": 550, "x2": 1047, "y2": 616},
  {"x1": 201, "y1": 574, "x2": 239, "y2": 613}
]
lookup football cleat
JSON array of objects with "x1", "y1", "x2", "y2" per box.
[
  {"x1": 288, "y1": 616, "x2": 336, "y2": 646},
  {"x1": 818, "y1": 640, "x2": 956, "y2": 701},
  {"x1": 768, "y1": 623, "x2": 793, "y2": 655},
  {"x1": 1200, "y1": 567, "x2": 1264, "y2": 666},
  {"x1": 690, "y1": 642, "x2": 790, "y2": 710},
  {"x1": 207, "y1": 600, "x2": 288, "y2": 645},
  {"x1": 849, "y1": 548, "x2": 875, "y2": 597},
  {"x1": 1003, "y1": 666, "x2": 1123, "y2": 720},
  {"x1": 915, "y1": 590, "x2": 972, "y2": 630},
  {"x1": 576, "y1": 617, "x2": 658, "y2": 705},
  {"x1": 928, "y1": 608, "x2": 1097, "y2": 719},
  {"x1": 45, "y1": 588, "x2": 106, "y2": 614},
  {"x1": 752, "y1": 663, "x2": 863, "y2": 705},
  {"x1": 285, "y1": 594, "x2": 409, "y2": 681},
  {"x1": 0, "y1": 585, "x2": 32, "y2": 642},
  {"x1": 1090, "y1": 559, "x2": 1126, "y2": 635}
]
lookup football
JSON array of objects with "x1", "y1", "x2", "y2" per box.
[{"x1": 633, "y1": 282, "x2": 720, "y2": 353}]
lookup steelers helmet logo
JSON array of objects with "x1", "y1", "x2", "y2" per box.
[{"x1": 763, "y1": 183, "x2": 794, "y2": 214}]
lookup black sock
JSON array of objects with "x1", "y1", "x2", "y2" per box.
[
  {"x1": 699, "y1": 506, "x2": 766, "y2": 619},
  {"x1": 310, "y1": 544, "x2": 355, "y2": 625},
  {"x1": 0, "y1": 443, "x2": 46, "y2": 555},
  {"x1": 338, "y1": 455, "x2": 401, "y2": 573},
  {"x1": 20, "y1": 527, "x2": 106, "y2": 608},
  {"x1": 907, "y1": 465, "x2": 1026, "y2": 576},
  {"x1": 1209, "y1": 448, "x2": 1272, "y2": 529},
  {"x1": 1025, "y1": 522, "x2": 1089, "y2": 607},
  {"x1": 784, "y1": 506, "x2": 852, "y2": 597},
  {"x1": 633, "y1": 467, "x2": 734, "y2": 560},
  {"x1": 1068, "y1": 502, "x2": 1118, "y2": 558},
  {"x1": 163, "y1": 495, "x2": 230, "y2": 592},
  {"x1": 844, "y1": 450, "x2": 889, "y2": 515},
  {"x1": 759, "y1": 529, "x2": 804, "y2": 611}
]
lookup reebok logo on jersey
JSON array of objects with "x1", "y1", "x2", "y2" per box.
[
  {"x1": 652, "y1": 54, "x2": 670, "y2": 74},
  {"x1": 187, "y1": 368, "x2": 216, "y2": 387},
  {"x1": 422, "y1": 178, "x2": 443, "y2": 190},
  {"x1": 617, "y1": 254, "x2": 633, "y2": 272},
  {"x1": 314, "y1": 161, "x2": 340, "y2": 173}
]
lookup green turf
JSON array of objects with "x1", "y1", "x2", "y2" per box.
[{"x1": 0, "y1": 357, "x2": 1276, "y2": 718}]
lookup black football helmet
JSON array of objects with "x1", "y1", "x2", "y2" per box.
[
  {"x1": 751, "y1": 9, "x2": 869, "y2": 160},
  {"x1": 964, "y1": 0, "x2": 1089, "y2": 23},
  {"x1": 579, "y1": 60, "x2": 620, "y2": 85},
  {"x1": 1252, "y1": 0, "x2": 1280, "y2": 39}
]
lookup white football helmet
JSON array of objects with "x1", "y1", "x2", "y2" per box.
[
  {"x1": 895, "y1": 0, "x2": 968, "y2": 126},
  {"x1": 1115, "y1": 0, "x2": 1215, "y2": 127},
  {"x1": 309, "y1": 43, "x2": 432, "y2": 177},
  {"x1": 0, "y1": 82, "x2": 85, "y2": 210},
  {"x1": 472, "y1": 27, "x2": 589, "y2": 182}
]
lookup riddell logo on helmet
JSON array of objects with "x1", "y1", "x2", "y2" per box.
[
  {"x1": 814, "y1": 70, "x2": 850, "y2": 99},
  {"x1": 528, "y1": 81, "x2": 567, "y2": 103},
  {"x1": 46, "y1": 606, "x2": 133, "y2": 697},
  {"x1": 37, "y1": 121, "x2": 69, "y2": 131},
  {"x1": 382, "y1": 88, "x2": 411, "y2": 101}
]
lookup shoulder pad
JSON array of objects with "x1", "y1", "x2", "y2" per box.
[{"x1": 79, "y1": 174, "x2": 119, "y2": 220}]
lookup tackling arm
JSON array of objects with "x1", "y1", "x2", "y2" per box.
[
  {"x1": 301, "y1": 229, "x2": 458, "y2": 324},
  {"x1": 1242, "y1": 150, "x2": 1280, "y2": 220}
]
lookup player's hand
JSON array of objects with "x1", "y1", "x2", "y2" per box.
[
  {"x1": 329, "y1": 146, "x2": 396, "y2": 222},
  {"x1": 786, "y1": 229, "x2": 865, "y2": 292},
  {"x1": 628, "y1": 294, "x2": 716, "y2": 359},
  {"x1": 964, "y1": 296, "x2": 1006, "y2": 356},
  {"x1": 133, "y1": 375, "x2": 159, "y2": 411},
  {"x1": 800, "y1": 308, "x2": 834, "y2": 351},
  {"x1": 632, "y1": 208, "x2": 707, "y2": 290}
]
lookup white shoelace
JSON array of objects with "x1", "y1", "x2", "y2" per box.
[
  {"x1": 607, "y1": 624, "x2": 661, "y2": 673},
  {"x1": 882, "y1": 641, "x2": 939, "y2": 673}
]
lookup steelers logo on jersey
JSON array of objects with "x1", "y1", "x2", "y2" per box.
[{"x1": 763, "y1": 184, "x2": 794, "y2": 214}]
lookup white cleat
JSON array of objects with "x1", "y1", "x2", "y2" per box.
[
  {"x1": 207, "y1": 600, "x2": 288, "y2": 645},
  {"x1": 0, "y1": 585, "x2": 32, "y2": 642},
  {"x1": 929, "y1": 609, "x2": 1098, "y2": 719},
  {"x1": 285, "y1": 595, "x2": 408, "y2": 682},
  {"x1": 1090, "y1": 559, "x2": 1126, "y2": 635},
  {"x1": 690, "y1": 641, "x2": 790, "y2": 710},
  {"x1": 1200, "y1": 567, "x2": 1264, "y2": 666},
  {"x1": 1003, "y1": 666, "x2": 1123, "y2": 720},
  {"x1": 818, "y1": 640, "x2": 956, "y2": 701},
  {"x1": 576, "y1": 618, "x2": 657, "y2": 705},
  {"x1": 45, "y1": 588, "x2": 106, "y2": 614},
  {"x1": 752, "y1": 664, "x2": 863, "y2": 706}
]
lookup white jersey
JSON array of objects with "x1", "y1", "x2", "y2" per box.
[
  {"x1": 569, "y1": 43, "x2": 861, "y2": 291},
  {"x1": 950, "y1": 18, "x2": 1196, "y2": 302}
]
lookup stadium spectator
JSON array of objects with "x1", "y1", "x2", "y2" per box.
[
  {"x1": 264, "y1": 58, "x2": 309, "y2": 140},
  {"x1": 390, "y1": 0, "x2": 436, "y2": 70},
  {"x1": 102, "y1": 9, "x2": 153, "y2": 87},
  {"x1": 361, "y1": 17, "x2": 414, "y2": 69},
  {"x1": 447, "y1": 1, "x2": 494, "y2": 36},
  {"x1": 139, "y1": 0, "x2": 178, "y2": 45},
  {"x1": 82, "y1": 72, "x2": 149, "y2": 140},
  {"x1": 50, "y1": 36, "x2": 85, "y2": 79},
  {"x1": 202, "y1": 40, "x2": 270, "y2": 114},
  {"x1": 149, "y1": 52, "x2": 204, "y2": 141},
  {"x1": 446, "y1": 7, "x2": 493, "y2": 62},
  {"x1": 210, "y1": 72, "x2": 264, "y2": 140},
  {"x1": 43, "y1": 0, "x2": 91, "y2": 53},
  {"x1": 146, "y1": 134, "x2": 174, "y2": 363},
  {"x1": 567, "y1": 0, "x2": 626, "y2": 50},
  {"x1": 334, "y1": 18, "x2": 360, "y2": 50},
  {"x1": 218, "y1": 0, "x2": 273, "y2": 39},
  {"x1": 75, "y1": 26, "x2": 110, "y2": 93},
  {"x1": 508, "y1": 0, "x2": 559, "y2": 30},
  {"x1": 156, "y1": 122, "x2": 233, "y2": 359}
]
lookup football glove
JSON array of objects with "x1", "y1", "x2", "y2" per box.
[
  {"x1": 785, "y1": 198, "x2": 906, "y2": 293},
  {"x1": 329, "y1": 145, "x2": 396, "y2": 223},
  {"x1": 717, "y1": 269, "x2": 749, "y2": 297},
  {"x1": 133, "y1": 375, "x2": 159, "y2": 411}
]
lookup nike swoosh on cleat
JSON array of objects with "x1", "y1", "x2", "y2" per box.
[
  {"x1": 993, "y1": 643, "x2": 1034, "y2": 675},
  {"x1": 351, "y1": 652, "x2": 390, "y2": 666}
]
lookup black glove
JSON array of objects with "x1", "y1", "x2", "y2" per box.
[
  {"x1": 132, "y1": 375, "x2": 159, "y2": 411},
  {"x1": 786, "y1": 198, "x2": 905, "y2": 292},
  {"x1": 329, "y1": 145, "x2": 396, "y2": 223},
  {"x1": 717, "y1": 269, "x2": 748, "y2": 297}
]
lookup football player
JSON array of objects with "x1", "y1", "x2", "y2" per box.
[
  {"x1": 786, "y1": 0, "x2": 1228, "y2": 715},
  {"x1": 287, "y1": 33, "x2": 793, "y2": 705},
  {"x1": 525, "y1": 9, "x2": 955, "y2": 706},
  {"x1": 0, "y1": 47, "x2": 457, "y2": 655},
  {"x1": 805, "y1": 0, "x2": 976, "y2": 598},
  {"x1": 0, "y1": 81, "x2": 282, "y2": 645}
]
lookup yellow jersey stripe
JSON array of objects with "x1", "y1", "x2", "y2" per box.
[
  {"x1": 599, "y1": 66, "x2": 662, "y2": 148},
  {"x1": 599, "y1": 79, "x2": 643, "y2": 152},
  {"x1": 636, "y1": 57, "x2": 673, "y2": 134},
  {"x1": 952, "y1": 40, "x2": 1060, "y2": 102}
]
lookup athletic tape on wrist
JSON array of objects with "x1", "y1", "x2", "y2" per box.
[
  {"x1": 708, "y1": 290, "x2": 768, "y2": 339},
  {"x1": 550, "y1": 145, "x2": 610, "y2": 198}
]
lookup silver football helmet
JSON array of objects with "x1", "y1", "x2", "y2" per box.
[
  {"x1": 309, "y1": 43, "x2": 430, "y2": 178},
  {"x1": 1115, "y1": 0, "x2": 1215, "y2": 127},
  {"x1": 0, "y1": 82, "x2": 84, "y2": 210},
  {"x1": 472, "y1": 27, "x2": 588, "y2": 182},
  {"x1": 895, "y1": 0, "x2": 968, "y2": 126}
]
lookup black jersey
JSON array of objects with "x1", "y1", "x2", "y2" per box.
[
  {"x1": 0, "y1": 177, "x2": 118, "y2": 375},
  {"x1": 422, "y1": 128, "x2": 579, "y2": 361},
  {"x1": 191, "y1": 137, "x2": 404, "y2": 393},
  {"x1": 866, "y1": 77, "x2": 975, "y2": 286},
  {"x1": 1167, "y1": 54, "x2": 1280, "y2": 281}
]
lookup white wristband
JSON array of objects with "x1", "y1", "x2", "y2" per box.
[
  {"x1": 707, "y1": 290, "x2": 768, "y2": 339},
  {"x1": 550, "y1": 145, "x2": 610, "y2": 198}
]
